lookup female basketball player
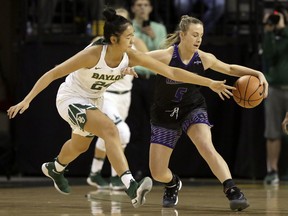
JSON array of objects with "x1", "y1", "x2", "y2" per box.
[
  {"x1": 7, "y1": 8, "x2": 234, "y2": 208},
  {"x1": 147, "y1": 15, "x2": 268, "y2": 211},
  {"x1": 86, "y1": 8, "x2": 149, "y2": 191}
]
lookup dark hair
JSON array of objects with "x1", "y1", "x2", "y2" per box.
[
  {"x1": 163, "y1": 15, "x2": 203, "y2": 48},
  {"x1": 102, "y1": 7, "x2": 132, "y2": 43}
]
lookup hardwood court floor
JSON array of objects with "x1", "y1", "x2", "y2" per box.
[{"x1": 0, "y1": 177, "x2": 288, "y2": 216}]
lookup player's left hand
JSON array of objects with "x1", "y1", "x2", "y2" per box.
[
  {"x1": 210, "y1": 80, "x2": 235, "y2": 100},
  {"x1": 121, "y1": 67, "x2": 138, "y2": 78}
]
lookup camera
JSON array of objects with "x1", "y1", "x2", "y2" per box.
[
  {"x1": 142, "y1": 20, "x2": 150, "y2": 27},
  {"x1": 266, "y1": 14, "x2": 280, "y2": 25}
]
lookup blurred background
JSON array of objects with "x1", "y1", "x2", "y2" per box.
[{"x1": 1, "y1": 0, "x2": 288, "y2": 181}]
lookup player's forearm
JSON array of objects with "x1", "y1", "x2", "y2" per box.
[
  {"x1": 172, "y1": 67, "x2": 213, "y2": 87},
  {"x1": 23, "y1": 72, "x2": 55, "y2": 103},
  {"x1": 229, "y1": 65, "x2": 262, "y2": 77}
]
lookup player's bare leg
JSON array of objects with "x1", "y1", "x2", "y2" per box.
[
  {"x1": 42, "y1": 109, "x2": 152, "y2": 207},
  {"x1": 85, "y1": 109, "x2": 128, "y2": 175},
  {"x1": 187, "y1": 123, "x2": 249, "y2": 211},
  {"x1": 150, "y1": 144, "x2": 182, "y2": 207}
]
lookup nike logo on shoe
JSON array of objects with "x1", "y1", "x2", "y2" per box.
[{"x1": 52, "y1": 169, "x2": 60, "y2": 174}]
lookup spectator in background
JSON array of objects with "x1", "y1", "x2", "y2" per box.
[
  {"x1": 131, "y1": 0, "x2": 167, "y2": 50},
  {"x1": 173, "y1": 0, "x2": 225, "y2": 35},
  {"x1": 125, "y1": 0, "x2": 167, "y2": 180},
  {"x1": 262, "y1": 9, "x2": 288, "y2": 185}
]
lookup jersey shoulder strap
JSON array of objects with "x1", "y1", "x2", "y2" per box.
[{"x1": 91, "y1": 37, "x2": 108, "y2": 46}]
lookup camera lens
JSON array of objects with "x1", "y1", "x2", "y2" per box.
[{"x1": 267, "y1": 14, "x2": 280, "y2": 25}]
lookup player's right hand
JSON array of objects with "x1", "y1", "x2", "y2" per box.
[
  {"x1": 7, "y1": 101, "x2": 30, "y2": 119},
  {"x1": 282, "y1": 112, "x2": 288, "y2": 135},
  {"x1": 209, "y1": 80, "x2": 235, "y2": 101}
]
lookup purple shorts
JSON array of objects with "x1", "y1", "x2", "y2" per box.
[{"x1": 151, "y1": 108, "x2": 212, "y2": 149}]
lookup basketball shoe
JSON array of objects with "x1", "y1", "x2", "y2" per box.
[
  {"x1": 87, "y1": 172, "x2": 110, "y2": 189},
  {"x1": 110, "y1": 176, "x2": 126, "y2": 190},
  {"x1": 163, "y1": 175, "x2": 182, "y2": 207},
  {"x1": 125, "y1": 177, "x2": 153, "y2": 208},
  {"x1": 225, "y1": 186, "x2": 249, "y2": 211},
  {"x1": 41, "y1": 162, "x2": 70, "y2": 195},
  {"x1": 264, "y1": 170, "x2": 279, "y2": 185}
]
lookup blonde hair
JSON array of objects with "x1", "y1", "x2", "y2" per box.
[
  {"x1": 115, "y1": 8, "x2": 130, "y2": 20},
  {"x1": 163, "y1": 15, "x2": 203, "y2": 48}
]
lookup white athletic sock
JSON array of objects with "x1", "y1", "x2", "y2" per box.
[
  {"x1": 54, "y1": 160, "x2": 66, "y2": 172},
  {"x1": 111, "y1": 166, "x2": 117, "y2": 177},
  {"x1": 120, "y1": 171, "x2": 135, "y2": 189},
  {"x1": 91, "y1": 157, "x2": 104, "y2": 173}
]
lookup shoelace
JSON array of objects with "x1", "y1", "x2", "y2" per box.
[{"x1": 164, "y1": 184, "x2": 178, "y2": 199}]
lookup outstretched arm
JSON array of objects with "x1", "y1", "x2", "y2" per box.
[
  {"x1": 202, "y1": 51, "x2": 269, "y2": 98},
  {"x1": 7, "y1": 70, "x2": 60, "y2": 119},
  {"x1": 128, "y1": 49, "x2": 235, "y2": 100},
  {"x1": 7, "y1": 46, "x2": 100, "y2": 119}
]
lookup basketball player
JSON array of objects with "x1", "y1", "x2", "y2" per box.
[
  {"x1": 7, "y1": 8, "x2": 234, "y2": 208},
  {"x1": 87, "y1": 8, "x2": 148, "y2": 190},
  {"x1": 146, "y1": 16, "x2": 269, "y2": 211}
]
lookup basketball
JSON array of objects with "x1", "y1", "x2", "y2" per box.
[{"x1": 232, "y1": 75, "x2": 264, "y2": 108}]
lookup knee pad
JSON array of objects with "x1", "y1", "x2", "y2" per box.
[
  {"x1": 117, "y1": 121, "x2": 131, "y2": 148},
  {"x1": 95, "y1": 121, "x2": 131, "y2": 151}
]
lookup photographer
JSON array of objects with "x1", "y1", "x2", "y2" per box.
[{"x1": 262, "y1": 9, "x2": 288, "y2": 185}]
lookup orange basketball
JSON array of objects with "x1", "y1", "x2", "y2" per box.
[{"x1": 232, "y1": 75, "x2": 264, "y2": 108}]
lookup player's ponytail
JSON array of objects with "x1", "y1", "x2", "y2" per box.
[{"x1": 163, "y1": 32, "x2": 180, "y2": 48}]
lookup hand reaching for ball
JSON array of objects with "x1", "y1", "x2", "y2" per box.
[{"x1": 209, "y1": 80, "x2": 235, "y2": 100}]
